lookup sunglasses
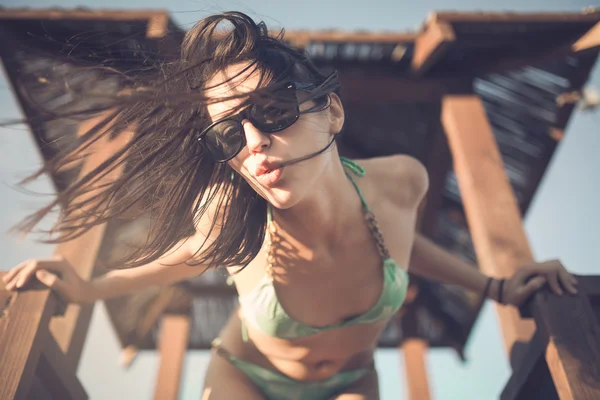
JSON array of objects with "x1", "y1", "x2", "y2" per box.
[{"x1": 197, "y1": 81, "x2": 319, "y2": 162}]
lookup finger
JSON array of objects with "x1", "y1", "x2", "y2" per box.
[
  {"x1": 18, "y1": 259, "x2": 68, "y2": 287},
  {"x1": 571, "y1": 276, "x2": 579, "y2": 285},
  {"x1": 3, "y1": 260, "x2": 32, "y2": 285},
  {"x1": 14, "y1": 260, "x2": 45, "y2": 289},
  {"x1": 559, "y1": 271, "x2": 578, "y2": 295},
  {"x1": 35, "y1": 270, "x2": 68, "y2": 297},
  {"x1": 547, "y1": 273, "x2": 563, "y2": 295},
  {"x1": 517, "y1": 276, "x2": 546, "y2": 303}
]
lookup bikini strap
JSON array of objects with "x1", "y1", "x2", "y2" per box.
[{"x1": 340, "y1": 157, "x2": 391, "y2": 260}]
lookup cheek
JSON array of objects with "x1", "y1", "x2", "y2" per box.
[{"x1": 227, "y1": 157, "x2": 245, "y2": 174}]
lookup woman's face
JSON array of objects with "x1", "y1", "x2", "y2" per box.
[{"x1": 205, "y1": 63, "x2": 344, "y2": 209}]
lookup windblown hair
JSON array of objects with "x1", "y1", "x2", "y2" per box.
[{"x1": 12, "y1": 12, "x2": 341, "y2": 269}]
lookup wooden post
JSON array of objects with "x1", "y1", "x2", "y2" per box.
[
  {"x1": 441, "y1": 95, "x2": 536, "y2": 355},
  {"x1": 154, "y1": 314, "x2": 191, "y2": 400},
  {"x1": 442, "y1": 95, "x2": 600, "y2": 399},
  {"x1": 403, "y1": 339, "x2": 432, "y2": 400},
  {"x1": 49, "y1": 114, "x2": 131, "y2": 371},
  {"x1": 0, "y1": 275, "x2": 60, "y2": 399}
]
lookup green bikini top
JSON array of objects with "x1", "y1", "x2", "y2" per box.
[{"x1": 237, "y1": 157, "x2": 409, "y2": 339}]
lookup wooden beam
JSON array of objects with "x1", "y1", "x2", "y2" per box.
[
  {"x1": 472, "y1": 21, "x2": 600, "y2": 77},
  {"x1": 412, "y1": 21, "x2": 455, "y2": 76},
  {"x1": 572, "y1": 21, "x2": 600, "y2": 53},
  {"x1": 35, "y1": 327, "x2": 88, "y2": 400},
  {"x1": 146, "y1": 13, "x2": 169, "y2": 38},
  {"x1": 418, "y1": 122, "x2": 452, "y2": 236},
  {"x1": 500, "y1": 329, "x2": 558, "y2": 400},
  {"x1": 528, "y1": 277, "x2": 600, "y2": 399},
  {"x1": 402, "y1": 339, "x2": 432, "y2": 400},
  {"x1": 0, "y1": 9, "x2": 172, "y2": 22},
  {"x1": 48, "y1": 115, "x2": 131, "y2": 371},
  {"x1": 338, "y1": 70, "x2": 471, "y2": 103},
  {"x1": 432, "y1": 11, "x2": 600, "y2": 24},
  {"x1": 441, "y1": 95, "x2": 536, "y2": 354},
  {"x1": 0, "y1": 273, "x2": 60, "y2": 400},
  {"x1": 282, "y1": 30, "x2": 416, "y2": 48},
  {"x1": 154, "y1": 315, "x2": 191, "y2": 400}
]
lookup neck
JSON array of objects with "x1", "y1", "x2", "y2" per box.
[{"x1": 272, "y1": 157, "x2": 364, "y2": 247}]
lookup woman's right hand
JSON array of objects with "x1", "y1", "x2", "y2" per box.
[{"x1": 2, "y1": 256, "x2": 97, "y2": 304}]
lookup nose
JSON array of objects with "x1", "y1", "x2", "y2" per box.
[{"x1": 243, "y1": 120, "x2": 270, "y2": 154}]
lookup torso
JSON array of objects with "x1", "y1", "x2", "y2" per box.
[{"x1": 198, "y1": 155, "x2": 426, "y2": 382}]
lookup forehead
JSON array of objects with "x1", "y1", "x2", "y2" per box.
[{"x1": 205, "y1": 63, "x2": 262, "y2": 120}]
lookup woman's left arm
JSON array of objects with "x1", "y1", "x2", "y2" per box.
[{"x1": 409, "y1": 233, "x2": 579, "y2": 306}]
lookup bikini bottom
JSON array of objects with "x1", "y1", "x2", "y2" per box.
[{"x1": 211, "y1": 338, "x2": 370, "y2": 400}]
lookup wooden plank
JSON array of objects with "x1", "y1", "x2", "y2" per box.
[
  {"x1": 49, "y1": 116, "x2": 131, "y2": 371},
  {"x1": 153, "y1": 315, "x2": 191, "y2": 400},
  {"x1": 472, "y1": 23, "x2": 600, "y2": 77},
  {"x1": 530, "y1": 278, "x2": 600, "y2": 400},
  {"x1": 412, "y1": 21, "x2": 455, "y2": 75},
  {"x1": 338, "y1": 70, "x2": 471, "y2": 103},
  {"x1": 0, "y1": 9, "x2": 171, "y2": 22},
  {"x1": 0, "y1": 272, "x2": 59, "y2": 400},
  {"x1": 35, "y1": 326, "x2": 88, "y2": 400},
  {"x1": 432, "y1": 11, "x2": 600, "y2": 24},
  {"x1": 402, "y1": 339, "x2": 432, "y2": 400},
  {"x1": 441, "y1": 95, "x2": 536, "y2": 354},
  {"x1": 282, "y1": 30, "x2": 417, "y2": 48},
  {"x1": 418, "y1": 123, "x2": 452, "y2": 236},
  {"x1": 501, "y1": 329, "x2": 558, "y2": 400},
  {"x1": 572, "y1": 22, "x2": 600, "y2": 52}
]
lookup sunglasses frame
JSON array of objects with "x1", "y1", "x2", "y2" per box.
[{"x1": 197, "y1": 81, "x2": 318, "y2": 163}]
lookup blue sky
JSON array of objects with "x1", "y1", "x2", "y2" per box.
[{"x1": 0, "y1": 1, "x2": 598, "y2": 399}]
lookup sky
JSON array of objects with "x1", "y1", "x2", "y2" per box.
[{"x1": 0, "y1": 0, "x2": 599, "y2": 399}]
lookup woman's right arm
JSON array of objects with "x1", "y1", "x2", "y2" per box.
[{"x1": 2, "y1": 235, "x2": 208, "y2": 303}]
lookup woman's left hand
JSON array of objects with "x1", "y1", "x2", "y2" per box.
[{"x1": 502, "y1": 259, "x2": 578, "y2": 307}]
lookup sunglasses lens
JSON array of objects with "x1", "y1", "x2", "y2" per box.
[
  {"x1": 249, "y1": 85, "x2": 299, "y2": 133},
  {"x1": 204, "y1": 120, "x2": 244, "y2": 162}
]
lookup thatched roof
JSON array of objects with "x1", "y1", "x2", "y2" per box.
[{"x1": 1, "y1": 8, "x2": 598, "y2": 360}]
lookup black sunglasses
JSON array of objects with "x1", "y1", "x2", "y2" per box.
[{"x1": 197, "y1": 81, "x2": 318, "y2": 162}]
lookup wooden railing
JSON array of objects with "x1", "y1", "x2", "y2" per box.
[
  {"x1": 0, "y1": 272, "x2": 87, "y2": 400},
  {"x1": 501, "y1": 275, "x2": 600, "y2": 400}
]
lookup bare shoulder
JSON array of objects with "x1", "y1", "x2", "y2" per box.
[{"x1": 358, "y1": 154, "x2": 429, "y2": 208}]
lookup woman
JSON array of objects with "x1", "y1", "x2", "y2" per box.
[{"x1": 3, "y1": 12, "x2": 577, "y2": 400}]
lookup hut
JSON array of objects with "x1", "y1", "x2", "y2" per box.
[{"x1": 0, "y1": 8, "x2": 599, "y2": 399}]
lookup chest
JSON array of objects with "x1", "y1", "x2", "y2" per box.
[{"x1": 231, "y1": 201, "x2": 417, "y2": 328}]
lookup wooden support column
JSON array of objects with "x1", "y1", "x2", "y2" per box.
[
  {"x1": 154, "y1": 314, "x2": 191, "y2": 400},
  {"x1": 441, "y1": 95, "x2": 536, "y2": 354},
  {"x1": 403, "y1": 339, "x2": 432, "y2": 400},
  {"x1": 49, "y1": 114, "x2": 131, "y2": 371},
  {"x1": 412, "y1": 19, "x2": 455, "y2": 75},
  {"x1": 0, "y1": 274, "x2": 60, "y2": 399}
]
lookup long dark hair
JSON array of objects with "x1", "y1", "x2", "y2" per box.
[{"x1": 10, "y1": 12, "x2": 341, "y2": 269}]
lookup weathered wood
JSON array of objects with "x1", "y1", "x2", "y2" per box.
[
  {"x1": 419, "y1": 124, "x2": 452, "y2": 236},
  {"x1": 35, "y1": 326, "x2": 88, "y2": 400},
  {"x1": 338, "y1": 71, "x2": 471, "y2": 103},
  {"x1": 282, "y1": 30, "x2": 416, "y2": 48},
  {"x1": 0, "y1": 9, "x2": 171, "y2": 22},
  {"x1": 441, "y1": 95, "x2": 536, "y2": 354},
  {"x1": 432, "y1": 11, "x2": 600, "y2": 24},
  {"x1": 572, "y1": 21, "x2": 600, "y2": 52},
  {"x1": 472, "y1": 21, "x2": 600, "y2": 77},
  {"x1": 403, "y1": 339, "x2": 432, "y2": 400},
  {"x1": 153, "y1": 315, "x2": 191, "y2": 400},
  {"x1": 529, "y1": 278, "x2": 600, "y2": 400},
  {"x1": 412, "y1": 21, "x2": 455, "y2": 75},
  {"x1": 0, "y1": 272, "x2": 60, "y2": 400},
  {"x1": 501, "y1": 329, "x2": 558, "y2": 400},
  {"x1": 48, "y1": 115, "x2": 131, "y2": 371}
]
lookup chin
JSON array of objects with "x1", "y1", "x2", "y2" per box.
[{"x1": 263, "y1": 186, "x2": 301, "y2": 210}]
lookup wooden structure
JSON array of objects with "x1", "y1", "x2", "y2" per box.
[{"x1": 0, "y1": 8, "x2": 599, "y2": 400}]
